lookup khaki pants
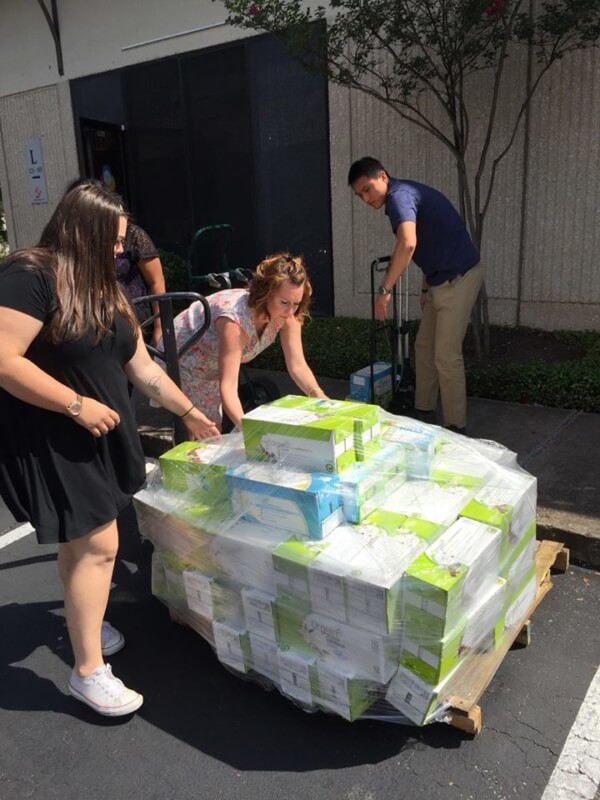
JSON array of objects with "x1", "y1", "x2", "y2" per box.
[{"x1": 414, "y1": 264, "x2": 484, "y2": 429}]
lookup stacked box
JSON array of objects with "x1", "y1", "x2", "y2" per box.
[
  {"x1": 278, "y1": 648, "x2": 319, "y2": 706},
  {"x1": 209, "y1": 521, "x2": 291, "y2": 594},
  {"x1": 403, "y1": 517, "x2": 502, "y2": 636},
  {"x1": 241, "y1": 397, "x2": 356, "y2": 474},
  {"x1": 503, "y1": 524, "x2": 536, "y2": 596},
  {"x1": 429, "y1": 438, "x2": 493, "y2": 488},
  {"x1": 136, "y1": 399, "x2": 540, "y2": 728},
  {"x1": 386, "y1": 664, "x2": 457, "y2": 726},
  {"x1": 381, "y1": 417, "x2": 440, "y2": 478},
  {"x1": 183, "y1": 567, "x2": 244, "y2": 625},
  {"x1": 337, "y1": 443, "x2": 407, "y2": 523},
  {"x1": 301, "y1": 611, "x2": 400, "y2": 684},
  {"x1": 343, "y1": 510, "x2": 446, "y2": 635},
  {"x1": 349, "y1": 361, "x2": 394, "y2": 408},
  {"x1": 264, "y1": 395, "x2": 382, "y2": 462},
  {"x1": 400, "y1": 577, "x2": 506, "y2": 685},
  {"x1": 383, "y1": 479, "x2": 475, "y2": 526},
  {"x1": 241, "y1": 587, "x2": 278, "y2": 642},
  {"x1": 248, "y1": 632, "x2": 281, "y2": 685},
  {"x1": 158, "y1": 434, "x2": 246, "y2": 500},
  {"x1": 315, "y1": 661, "x2": 379, "y2": 721},
  {"x1": 459, "y1": 469, "x2": 537, "y2": 568},
  {"x1": 227, "y1": 462, "x2": 344, "y2": 541},
  {"x1": 213, "y1": 621, "x2": 252, "y2": 674},
  {"x1": 272, "y1": 536, "x2": 331, "y2": 600}
]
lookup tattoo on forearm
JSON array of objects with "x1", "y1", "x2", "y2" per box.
[{"x1": 148, "y1": 376, "x2": 162, "y2": 396}]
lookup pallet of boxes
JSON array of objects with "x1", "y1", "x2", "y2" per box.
[{"x1": 133, "y1": 396, "x2": 568, "y2": 734}]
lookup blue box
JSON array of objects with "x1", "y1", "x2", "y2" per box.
[
  {"x1": 226, "y1": 462, "x2": 344, "y2": 541},
  {"x1": 349, "y1": 362, "x2": 393, "y2": 407}
]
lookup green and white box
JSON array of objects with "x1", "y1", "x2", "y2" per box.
[
  {"x1": 307, "y1": 525, "x2": 373, "y2": 621},
  {"x1": 159, "y1": 434, "x2": 246, "y2": 499},
  {"x1": 227, "y1": 462, "x2": 344, "y2": 541},
  {"x1": 504, "y1": 526, "x2": 536, "y2": 594},
  {"x1": 209, "y1": 520, "x2": 291, "y2": 594},
  {"x1": 301, "y1": 611, "x2": 401, "y2": 684},
  {"x1": 278, "y1": 647, "x2": 319, "y2": 706},
  {"x1": 459, "y1": 470, "x2": 537, "y2": 565},
  {"x1": 337, "y1": 443, "x2": 407, "y2": 523},
  {"x1": 248, "y1": 632, "x2": 281, "y2": 685},
  {"x1": 272, "y1": 536, "x2": 331, "y2": 598},
  {"x1": 500, "y1": 571, "x2": 537, "y2": 641},
  {"x1": 273, "y1": 586, "x2": 314, "y2": 653},
  {"x1": 315, "y1": 660, "x2": 379, "y2": 721},
  {"x1": 400, "y1": 577, "x2": 506, "y2": 685},
  {"x1": 403, "y1": 516, "x2": 502, "y2": 636},
  {"x1": 183, "y1": 568, "x2": 244, "y2": 624},
  {"x1": 241, "y1": 587, "x2": 278, "y2": 642},
  {"x1": 241, "y1": 396, "x2": 356, "y2": 474},
  {"x1": 383, "y1": 478, "x2": 475, "y2": 526},
  {"x1": 429, "y1": 438, "x2": 492, "y2": 488},
  {"x1": 386, "y1": 664, "x2": 457, "y2": 726},
  {"x1": 344, "y1": 510, "x2": 446, "y2": 635},
  {"x1": 381, "y1": 418, "x2": 441, "y2": 478},
  {"x1": 271, "y1": 395, "x2": 382, "y2": 461},
  {"x1": 213, "y1": 621, "x2": 251, "y2": 674},
  {"x1": 349, "y1": 361, "x2": 394, "y2": 408}
]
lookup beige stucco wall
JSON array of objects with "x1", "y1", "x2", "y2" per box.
[{"x1": 0, "y1": 83, "x2": 79, "y2": 249}]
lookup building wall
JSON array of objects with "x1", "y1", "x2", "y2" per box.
[{"x1": 0, "y1": 83, "x2": 79, "y2": 249}]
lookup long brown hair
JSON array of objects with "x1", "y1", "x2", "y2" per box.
[
  {"x1": 247, "y1": 253, "x2": 312, "y2": 322},
  {"x1": 3, "y1": 180, "x2": 137, "y2": 343}
]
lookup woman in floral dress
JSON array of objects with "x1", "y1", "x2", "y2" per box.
[{"x1": 163, "y1": 253, "x2": 327, "y2": 430}]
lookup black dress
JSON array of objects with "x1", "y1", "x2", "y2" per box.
[{"x1": 0, "y1": 260, "x2": 146, "y2": 544}]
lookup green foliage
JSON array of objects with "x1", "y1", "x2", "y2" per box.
[
  {"x1": 250, "y1": 317, "x2": 600, "y2": 412},
  {"x1": 467, "y1": 362, "x2": 600, "y2": 412}
]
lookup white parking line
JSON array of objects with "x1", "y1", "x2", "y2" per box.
[
  {"x1": 0, "y1": 522, "x2": 35, "y2": 549},
  {"x1": 541, "y1": 665, "x2": 600, "y2": 800}
]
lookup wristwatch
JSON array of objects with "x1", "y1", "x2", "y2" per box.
[
  {"x1": 378, "y1": 285, "x2": 392, "y2": 296},
  {"x1": 66, "y1": 394, "x2": 83, "y2": 417}
]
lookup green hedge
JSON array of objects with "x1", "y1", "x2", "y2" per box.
[{"x1": 251, "y1": 317, "x2": 600, "y2": 413}]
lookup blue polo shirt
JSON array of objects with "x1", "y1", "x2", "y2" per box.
[{"x1": 385, "y1": 178, "x2": 480, "y2": 286}]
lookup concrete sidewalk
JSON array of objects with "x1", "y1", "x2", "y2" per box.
[{"x1": 135, "y1": 370, "x2": 600, "y2": 570}]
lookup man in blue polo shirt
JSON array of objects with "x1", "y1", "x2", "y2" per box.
[{"x1": 348, "y1": 156, "x2": 483, "y2": 434}]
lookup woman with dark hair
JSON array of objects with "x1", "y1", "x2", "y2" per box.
[
  {"x1": 160, "y1": 253, "x2": 327, "y2": 430},
  {"x1": 115, "y1": 222, "x2": 166, "y2": 345},
  {"x1": 0, "y1": 180, "x2": 219, "y2": 717}
]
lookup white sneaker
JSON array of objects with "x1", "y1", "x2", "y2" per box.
[
  {"x1": 101, "y1": 621, "x2": 125, "y2": 657},
  {"x1": 68, "y1": 664, "x2": 143, "y2": 717}
]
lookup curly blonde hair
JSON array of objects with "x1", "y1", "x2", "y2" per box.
[{"x1": 247, "y1": 253, "x2": 312, "y2": 322}]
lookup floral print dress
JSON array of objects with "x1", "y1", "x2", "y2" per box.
[{"x1": 172, "y1": 289, "x2": 282, "y2": 427}]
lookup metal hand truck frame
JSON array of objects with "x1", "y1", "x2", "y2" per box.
[{"x1": 370, "y1": 256, "x2": 415, "y2": 414}]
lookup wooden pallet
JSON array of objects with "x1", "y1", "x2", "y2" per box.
[{"x1": 445, "y1": 539, "x2": 569, "y2": 735}]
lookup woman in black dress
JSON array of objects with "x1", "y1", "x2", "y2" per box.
[{"x1": 0, "y1": 180, "x2": 219, "y2": 717}]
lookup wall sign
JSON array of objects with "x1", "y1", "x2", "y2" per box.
[{"x1": 25, "y1": 138, "x2": 49, "y2": 204}]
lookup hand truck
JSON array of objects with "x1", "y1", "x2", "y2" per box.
[{"x1": 370, "y1": 256, "x2": 415, "y2": 414}]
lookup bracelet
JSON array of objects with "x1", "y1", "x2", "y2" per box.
[
  {"x1": 421, "y1": 289, "x2": 428, "y2": 293},
  {"x1": 179, "y1": 404, "x2": 195, "y2": 418}
]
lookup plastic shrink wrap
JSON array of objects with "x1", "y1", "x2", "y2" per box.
[{"x1": 134, "y1": 396, "x2": 537, "y2": 726}]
